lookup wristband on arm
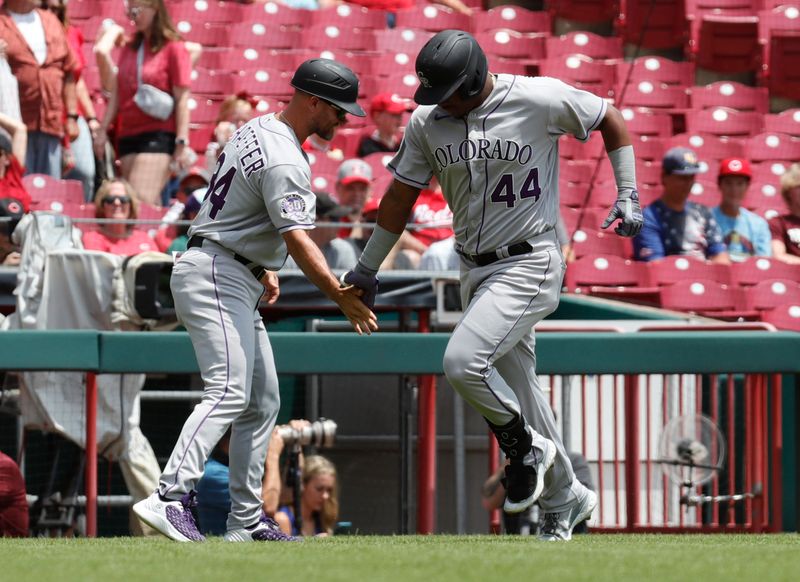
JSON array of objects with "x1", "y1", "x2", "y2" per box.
[
  {"x1": 608, "y1": 144, "x2": 637, "y2": 194},
  {"x1": 355, "y1": 224, "x2": 401, "y2": 275}
]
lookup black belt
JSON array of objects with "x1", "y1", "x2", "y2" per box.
[
  {"x1": 187, "y1": 236, "x2": 267, "y2": 280},
  {"x1": 457, "y1": 241, "x2": 534, "y2": 267}
]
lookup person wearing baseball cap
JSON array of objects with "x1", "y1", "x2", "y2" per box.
[
  {"x1": 334, "y1": 159, "x2": 373, "y2": 236},
  {"x1": 711, "y1": 158, "x2": 772, "y2": 262},
  {"x1": 0, "y1": 113, "x2": 31, "y2": 214},
  {"x1": 356, "y1": 93, "x2": 411, "y2": 158},
  {"x1": 634, "y1": 147, "x2": 730, "y2": 263}
]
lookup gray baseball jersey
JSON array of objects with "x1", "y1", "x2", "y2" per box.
[
  {"x1": 153, "y1": 113, "x2": 317, "y2": 533},
  {"x1": 389, "y1": 74, "x2": 606, "y2": 255},
  {"x1": 189, "y1": 113, "x2": 316, "y2": 269},
  {"x1": 388, "y1": 74, "x2": 606, "y2": 513}
]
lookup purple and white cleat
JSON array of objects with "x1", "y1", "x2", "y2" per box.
[
  {"x1": 224, "y1": 513, "x2": 300, "y2": 543},
  {"x1": 133, "y1": 490, "x2": 205, "y2": 542}
]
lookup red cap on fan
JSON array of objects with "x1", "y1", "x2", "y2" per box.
[{"x1": 719, "y1": 158, "x2": 752, "y2": 179}]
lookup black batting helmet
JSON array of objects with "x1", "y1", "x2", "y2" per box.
[
  {"x1": 291, "y1": 58, "x2": 366, "y2": 117},
  {"x1": 414, "y1": 30, "x2": 488, "y2": 106}
]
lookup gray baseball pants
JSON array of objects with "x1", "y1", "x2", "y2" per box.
[{"x1": 158, "y1": 245, "x2": 280, "y2": 530}]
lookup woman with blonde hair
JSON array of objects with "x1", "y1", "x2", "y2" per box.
[
  {"x1": 275, "y1": 455, "x2": 339, "y2": 537},
  {"x1": 769, "y1": 163, "x2": 800, "y2": 265},
  {"x1": 82, "y1": 178, "x2": 157, "y2": 255},
  {"x1": 93, "y1": 0, "x2": 192, "y2": 207}
]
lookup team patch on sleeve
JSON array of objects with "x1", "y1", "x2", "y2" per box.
[{"x1": 280, "y1": 193, "x2": 311, "y2": 222}]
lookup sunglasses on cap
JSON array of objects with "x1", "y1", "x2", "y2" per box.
[
  {"x1": 321, "y1": 98, "x2": 347, "y2": 122},
  {"x1": 102, "y1": 195, "x2": 132, "y2": 205}
]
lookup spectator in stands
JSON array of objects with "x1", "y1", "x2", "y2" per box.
[
  {"x1": 348, "y1": 0, "x2": 473, "y2": 16},
  {"x1": 165, "y1": 186, "x2": 203, "y2": 254},
  {"x1": 44, "y1": 0, "x2": 99, "y2": 201},
  {"x1": 275, "y1": 454, "x2": 339, "y2": 537},
  {"x1": 0, "y1": 197, "x2": 24, "y2": 265},
  {"x1": 769, "y1": 163, "x2": 800, "y2": 265},
  {"x1": 92, "y1": 0, "x2": 193, "y2": 208},
  {"x1": 394, "y1": 180, "x2": 453, "y2": 269},
  {"x1": 195, "y1": 428, "x2": 232, "y2": 536},
  {"x1": 356, "y1": 93, "x2": 410, "y2": 158},
  {"x1": 155, "y1": 165, "x2": 210, "y2": 250},
  {"x1": 335, "y1": 158, "x2": 374, "y2": 234},
  {"x1": 634, "y1": 147, "x2": 730, "y2": 264},
  {"x1": 0, "y1": 112, "x2": 30, "y2": 212},
  {"x1": 711, "y1": 158, "x2": 771, "y2": 262},
  {"x1": 0, "y1": 450, "x2": 28, "y2": 537},
  {"x1": 203, "y1": 92, "x2": 257, "y2": 172},
  {"x1": 82, "y1": 178, "x2": 158, "y2": 255},
  {"x1": 0, "y1": 0, "x2": 79, "y2": 177}
]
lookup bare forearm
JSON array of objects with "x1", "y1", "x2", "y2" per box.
[
  {"x1": 262, "y1": 453, "x2": 282, "y2": 516},
  {"x1": 76, "y1": 79, "x2": 96, "y2": 119},
  {"x1": 285, "y1": 230, "x2": 342, "y2": 300},
  {"x1": 101, "y1": 88, "x2": 118, "y2": 129},
  {"x1": 377, "y1": 182, "x2": 419, "y2": 234},
  {"x1": 63, "y1": 76, "x2": 78, "y2": 116},
  {"x1": 173, "y1": 88, "x2": 190, "y2": 141}
]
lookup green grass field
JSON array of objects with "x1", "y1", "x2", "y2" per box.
[{"x1": 1, "y1": 534, "x2": 799, "y2": 582}]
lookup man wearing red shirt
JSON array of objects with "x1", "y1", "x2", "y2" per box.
[
  {"x1": 0, "y1": 0, "x2": 79, "y2": 177},
  {"x1": 0, "y1": 450, "x2": 28, "y2": 537}
]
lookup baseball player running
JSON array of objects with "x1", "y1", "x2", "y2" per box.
[
  {"x1": 344, "y1": 30, "x2": 643, "y2": 541},
  {"x1": 133, "y1": 59, "x2": 377, "y2": 542}
]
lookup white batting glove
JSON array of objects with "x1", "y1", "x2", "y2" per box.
[{"x1": 602, "y1": 188, "x2": 643, "y2": 237}]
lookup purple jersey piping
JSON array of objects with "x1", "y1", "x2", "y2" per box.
[
  {"x1": 476, "y1": 75, "x2": 517, "y2": 255},
  {"x1": 164, "y1": 254, "x2": 231, "y2": 496},
  {"x1": 478, "y1": 248, "x2": 552, "y2": 420}
]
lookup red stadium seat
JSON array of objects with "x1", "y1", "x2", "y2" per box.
[
  {"x1": 760, "y1": 302, "x2": 800, "y2": 331},
  {"x1": 309, "y1": 5, "x2": 387, "y2": 29},
  {"x1": 763, "y1": 109, "x2": 800, "y2": 137},
  {"x1": 23, "y1": 175, "x2": 85, "y2": 207},
  {"x1": 191, "y1": 69, "x2": 239, "y2": 98},
  {"x1": 549, "y1": 0, "x2": 617, "y2": 24},
  {"x1": 564, "y1": 254, "x2": 652, "y2": 294},
  {"x1": 197, "y1": 48, "x2": 267, "y2": 73},
  {"x1": 690, "y1": 82, "x2": 769, "y2": 114},
  {"x1": 307, "y1": 152, "x2": 342, "y2": 178},
  {"x1": 369, "y1": 52, "x2": 417, "y2": 77},
  {"x1": 757, "y1": 4, "x2": 800, "y2": 43},
  {"x1": 560, "y1": 160, "x2": 595, "y2": 185},
  {"x1": 234, "y1": 69, "x2": 292, "y2": 99},
  {"x1": 684, "y1": 107, "x2": 764, "y2": 138},
  {"x1": 545, "y1": 31, "x2": 623, "y2": 60},
  {"x1": 302, "y1": 51, "x2": 375, "y2": 79},
  {"x1": 617, "y1": 80, "x2": 690, "y2": 110},
  {"x1": 751, "y1": 160, "x2": 790, "y2": 184},
  {"x1": 763, "y1": 33, "x2": 800, "y2": 101},
  {"x1": 616, "y1": 56, "x2": 695, "y2": 89},
  {"x1": 690, "y1": 14, "x2": 759, "y2": 74},
  {"x1": 374, "y1": 28, "x2": 434, "y2": 54},
  {"x1": 686, "y1": 180, "x2": 721, "y2": 207},
  {"x1": 486, "y1": 56, "x2": 533, "y2": 77},
  {"x1": 475, "y1": 31, "x2": 546, "y2": 60},
  {"x1": 633, "y1": 136, "x2": 667, "y2": 162},
  {"x1": 685, "y1": 0, "x2": 761, "y2": 17},
  {"x1": 394, "y1": 5, "x2": 471, "y2": 32},
  {"x1": 330, "y1": 128, "x2": 368, "y2": 159},
  {"x1": 228, "y1": 23, "x2": 302, "y2": 50},
  {"x1": 251, "y1": 2, "x2": 311, "y2": 28},
  {"x1": 472, "y1": 6, "x2": 552, "y2": 34},
  {"x1": 743, "y1": 180, "x2": 783, "y2": 212},
  {"x1": 301, "y1": 25, "x2": 376, "y2": 51},
  {"x1": 187, "y1": 97, "x2": 221, "y2": 125},
  {"x1": 171, "y1": 1, "x2": 246, "y2": 25},
  {"x1": 666, "y1": 132, "x2": 746, "y2": 163},
  {"x1": 559, "y1": 180, "x2": 592, "y2": 207},
  {"x1": 175, "y1": 22, "x2": 232, "y2": 47},
  {"x1": 569, "y1": 229, "x2": 633, "y2": 259},
  {"x1": 744, "y1": 279, "x2": 800, "y2": 311},
  {"x1": 362, "y1": 72, "x2": 420, "y2": 100},
  {"x1": 658, "y1": 279, "x2": 743, "y2": 315},
  {"x1": 730, "y1": 257, "x2": 800, "y2": 287},
  {"x1": 619, "y1": 0, "x2": 689, "y2": 51},
  {"x1": 647, "y1": 255, "x2": 731, "y2": 286},
  {"x1": 744, "y1": 132, "x2": 800, "y2": 163},
  {"x1": 620, "y1": 108, "x2": 673, "y2": 138},
  {"x1": 538, "y1": 55, "x2": 616, "y2": 99}
]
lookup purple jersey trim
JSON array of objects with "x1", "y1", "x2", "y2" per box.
[
  {"x1": 478, "y1": 247, "x2": 552, "y2": 419},
  {"x1": 164, "y1": 255, "x2": 231, "y2": 496},
  {"x1": 577, "y1": 97, "x2": 607, "y2": 143},
  {"x1": 387, "y1": 162, "x2": 431, "y2": 189},
  {"x1": 475, "y1": 75, "x2": 517, "y2": 255}
]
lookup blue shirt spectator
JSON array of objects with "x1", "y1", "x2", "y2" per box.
[
  {"x1": 711, "y1": 158, "x2": 771, "y2": 262},
  {"x1": 634, "y1": 147, "x2": 730, "y2": 264}
]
